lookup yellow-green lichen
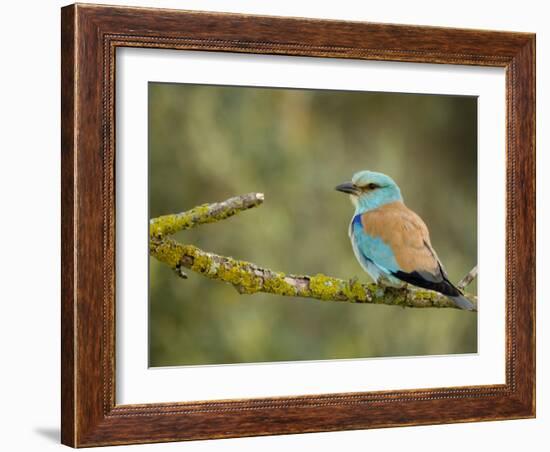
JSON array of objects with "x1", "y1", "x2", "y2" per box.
[
  {"x1": 385, "y1": 291, "x2": 408, "y2": 307},
  {"x1": 150, "y1": 239, "x2": 187, "y2": 268},
  {"x1": 149, "y1": 205, "x2": 211, "y2": 238},
  {"x1": 215, "y1": 260, "x2": 263, "y2": 294},
  {"x1": 341, "y1": 280, "x2": 370, "y2": 302},
  {"x1": 309, "y1": 274, "x2": 340, "y2": 301},
  {"x1": 263, "y1": 273, "x2": 298, "y2": 297},
  {"x1": 407, "y1": 289, "x2": 454, "y2": 308},
  {"x1": 185, "y1": 252, "x2": 264, "y2": 295},
  {"x1": 186, "y1": 246, "x2": 212, "y2": 273}
]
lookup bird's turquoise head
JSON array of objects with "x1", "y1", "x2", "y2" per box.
[{"x1": 335, "y1": 170, "x2": 403, "y2": 213}]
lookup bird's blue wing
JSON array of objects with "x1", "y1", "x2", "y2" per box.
[{"x1": 350, "y1": 215, "x2": 400, "y2": 276}]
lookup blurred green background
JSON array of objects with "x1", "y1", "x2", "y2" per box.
[{"x1": 148, "y1": 82, "x2": 477, "y2": 367}]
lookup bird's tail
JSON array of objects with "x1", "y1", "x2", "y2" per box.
[{"x1": 450, "y1": 295, "x2": 475, "y2": 311}]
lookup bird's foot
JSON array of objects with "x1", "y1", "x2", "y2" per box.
[
  {"x1": 376, "y1": 275, "x2": 393, "y2": 288},
  {"x1": 377, "y1": 275, "x2": 406, "y2": 289}
]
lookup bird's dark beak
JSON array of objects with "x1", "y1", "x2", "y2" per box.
[{"x1": 335, "y1": 182, "x2": 359, "y2": 195}]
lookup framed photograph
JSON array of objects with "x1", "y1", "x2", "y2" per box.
[{"x1": 61, "y1": 3, "x2": 535, "y2": 447}]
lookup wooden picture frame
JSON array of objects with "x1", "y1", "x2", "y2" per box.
[{"x1": 61, "y1": 3, "x2": 535, "y2": 447}]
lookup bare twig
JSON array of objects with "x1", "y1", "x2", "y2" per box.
[
  {"x1": 457, "y1": 265, "x2": 478, "y2": 290},
  {"x1": 149, "y1": 193, "x2": 477, "y2": 312}
]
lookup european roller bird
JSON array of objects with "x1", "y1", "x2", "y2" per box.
[{"x1": 335, "y1": 170, "x2": 474, "y2": 310}]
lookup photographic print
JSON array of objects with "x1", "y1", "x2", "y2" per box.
[{"x1": 148, "y1": 83, "x2": 478, "y2": 367}]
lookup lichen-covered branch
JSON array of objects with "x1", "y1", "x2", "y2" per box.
[
  {"x1": 150, "y1": 192, "x2": 264, "y2": 238},
  {"x1": 149, "y1": 193, "x2": 477, "y2": 311}
]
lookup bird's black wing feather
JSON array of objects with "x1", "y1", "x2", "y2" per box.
[
  {"x1": 391, "y1": 238, "x2": 462, "y2": 297},
  {"x1": 392, "y1": 266, "x2": 461, "y2": 297}
]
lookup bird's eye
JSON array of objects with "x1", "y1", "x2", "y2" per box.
[{"x1": 367, "y1": 183, "x2": 378, "y2": 190}]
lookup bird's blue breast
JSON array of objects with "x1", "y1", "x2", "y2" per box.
[{"x1": 350, "y1": 214, "x2": 400, "y2": 277}]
